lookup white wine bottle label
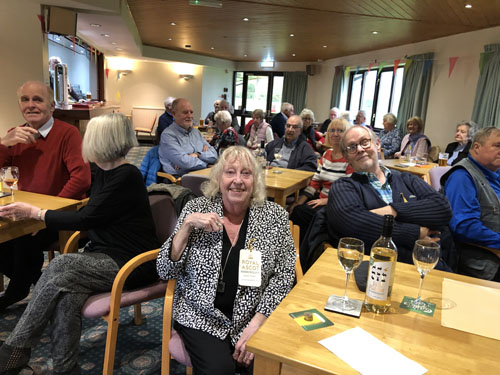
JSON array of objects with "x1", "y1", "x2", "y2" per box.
[{"x1": 366, "y1": 261, "x2": 392, "y2": 301}]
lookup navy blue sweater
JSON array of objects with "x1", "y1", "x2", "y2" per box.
[{"x1": 327, "y1": 170, "x2": 452, "y2": 263}]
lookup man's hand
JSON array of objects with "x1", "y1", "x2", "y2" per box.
[
  {"x1": 0, "y1": 202, "x2": 39, "y2": 221},
  {"x1": 188, "y1": 153, "x2": 199, "y2": 158},
  {"x1": 307, "y1": 197, "x2": 328, "y2": 208},
  {"x1": 1, "y1": 127, "x2": 39, "y2": 147},
  {"x1": 419, "y1": 226, "x2": 441, "y2": 242},
  {"x1": 369, "y1": 205, "x2": 397, "y2": 217},
  {"x1": 202, "y1": 144, "x2": 209, "y2": 152}
]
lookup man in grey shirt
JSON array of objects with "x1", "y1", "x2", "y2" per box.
[{"x1": 159, "y1": 98, "x2": 217, "y2": 177}]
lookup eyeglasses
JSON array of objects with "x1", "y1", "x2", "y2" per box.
[
  {"x1": 328, "y1": 128, "x2": 344, "y2": 134},
  {"x1": 285, "y1": 124, "x2": 301, "y2": 130},
  {"x1": 345, "y1": 138, "x2": 372, "y2": 154}
]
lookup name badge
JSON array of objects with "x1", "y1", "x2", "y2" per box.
[{"x1": 238, "y1": 249, "x2": 261, "y2": 287}]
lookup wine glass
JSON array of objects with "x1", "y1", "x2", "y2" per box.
[
  {"x1": 272, "y1": 148, "x2": 283, "y2": 174},
  {"x1": 333, "y1": 237, "x2": 364, "y2": 310},
  {"x1": 1, "y1": 166, "x2": 19, "y2": 201},
  {"x1": 411, "y1": 240, "x2": 440, "y2": 310}
]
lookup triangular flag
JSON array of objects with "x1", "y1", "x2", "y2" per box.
[
  {"x1": 423, "y1": 59, "x2": 433, "y2": 75},
  {"x1": 344, "y1": 66, "x2": 350, "y2": 80},
  {"x1": 37, "y1": 14, "x2": 45, "y2": 41},
  {"x1": 116, "y1": 90, "x2": 121, "y2": 101},
  {"x1": 368, "y1": 62, "x2": 374, "y2": 72},
  {"x1": 377, "y1": 61, "x2": 386, "y2": 74},
  {"x1": 404, "y1": 59, "x2": 412, "y2": 75},
  {"x1": 105, "y1": 68, "x2": 109, "y2": 79},
  {"x1": 448, "y1": 57, "x2": 459, "y2": 78},
  {"x1": 393, "y1": 59, "x2": 401, "y2": 75},
  {"x1": 479, "y1": 51, "x2": 493, "y2": 75},
  {"x1": 354, "y1": 66, "x2": 360, "y2": 75}
]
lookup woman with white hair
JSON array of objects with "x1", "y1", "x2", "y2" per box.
[
  {"x1": 247, "y1": 109, "x2": 273, "y2": 149},
  {"x1": 211, "y1": 110, "x2": 244, "y2": 153},
  {"x1": 300, "y1": 108, "x2": 324, "y2": 153},
  {"x1": 157, "y1": 146, "x2": 295, "y2": 375},
  {"x1": 379, "y1": 113, "x2": 402, "y2": 158},
  {"x1": 0, "y1": 113, "x2": 159, "y2": 375},
  {"x1": 444, "y1": 121, "x2": 477, "y2": 165}
]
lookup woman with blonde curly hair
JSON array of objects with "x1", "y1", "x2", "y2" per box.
[{"x1": 157, "y1": 146, "x2": 295, "y2": 375}]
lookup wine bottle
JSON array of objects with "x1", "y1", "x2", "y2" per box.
[
  {"x1": 256, "y1": 140, "x2": 267, "y2": 169},
  {"x1": 364, "y1": 214, "x2": 398, "y2": 313}
]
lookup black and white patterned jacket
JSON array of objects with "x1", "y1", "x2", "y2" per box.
[{"x1": 156, "y1": 194, "x2": 295, "y2": 345}]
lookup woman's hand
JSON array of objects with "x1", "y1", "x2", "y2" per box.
[
  {"x1": 394, "y1": 151, "x2": 401, "y2": 158},
  {"x1": 306, "y1": 197, "x2": 328, "y2": 208},
  {"x1": 0, "y1": 202, "x2": 39, "y2": 221},
  {"x1": 233, "y1": 312, "x2": 267, "y2": 367},
  {"x1": 171, "y1": 213, "x2": 223, "y2": 261}
]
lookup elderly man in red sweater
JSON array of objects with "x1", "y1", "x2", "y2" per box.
[{"x1": 0, "y1": 81, "x2": 91, "y2": 311}]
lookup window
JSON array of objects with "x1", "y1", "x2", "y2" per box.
[
  {"x1": 346, "y1": 66, "x2": 404, "y2": 130},
  {"x1": 233, "y1": 72, "x2": 284, "y2": 125}
]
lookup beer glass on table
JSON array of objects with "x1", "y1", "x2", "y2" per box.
[
  {"x1": 438, "y1": 152, "x2": 449, "y2": 166},
  {"x1": 0, "y1": 166, "x2": 19, "y2": 202}
]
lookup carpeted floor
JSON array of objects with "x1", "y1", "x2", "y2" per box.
[
  {"x1": 126, "y1": 145, "x2": 153, "y2": 169},
  {"x1": 0, "y1": 274, "x2": 186, "y2": 375}
]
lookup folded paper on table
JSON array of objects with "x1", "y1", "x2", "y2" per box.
[
  {"x1": 319, "y1": 327, "x2": 427, "y2": 375},
  {"x1": 441, "y1": 278, "x2": 500, "y2": 341}
]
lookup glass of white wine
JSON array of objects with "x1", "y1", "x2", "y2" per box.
[
  {"x1": 272, "y1": 148, "x2": 283, "y2": 174},
  {"x1": 1, "y1": 166, "x2": 19, "y2": 201},
  {"x1": 334, "y1": 237, "x2": 364, "y2": 310},
  {"x1": 411, "y1": 240, "x2": 440, "y2": 311}
]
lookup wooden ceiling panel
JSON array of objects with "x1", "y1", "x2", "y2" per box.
[{"x1": 127, "y1": 0, "x2": 500, "y2": 62}]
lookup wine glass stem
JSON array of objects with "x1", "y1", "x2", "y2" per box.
[
  {"x1": 343, "y1": 272, "x2": 351, "y2": 302},
  {"x1": 416, "y1": 274, "x2": 425, "y2": 302},
  {"x1": 10, "y1": 188, "x2": 14, "y2": 202}
]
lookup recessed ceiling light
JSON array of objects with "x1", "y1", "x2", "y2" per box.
[
  {"x1": 170, "y1": 22, "x2": 176, "y2": 26},
  {"x1": 322, "y1": 45, "x2": 327, "y2": 48},
  {"x1": 210, "y1": 47, "x2": 215, "y2": 50},
  {"x1": 115, "y1": 47, "x2": 123, "y2": 51},
  {"x1": 111, "y1": 42, "x2": 117, "y2": 45},
  {"x1": 292, "y1": 53, "x2": 296, "y2": 57},
  {"x1": 101, "y1": 33, "x2": 110, "y2": 37},
  {"x1": 289, "y1": 33, "x2": 295, "y2": 37},
  {"x1": 168, "y1": 37, "x2": 173, "y2": 41},
  {"x1": 465, "y1": 4, "x2": 472, "y2": 8},
  {"x1": 90, "y1": 23, "x2": 101, "y2": 27},
  {"x1": 372, "y1": 31, "x2": 379, "y2": 35},
  {"x1": 242, "y1": 17, "x2": 249, "y2": 21},
  {"x1": 243, "y1": 54, "x2": 248, "y2": 57}
]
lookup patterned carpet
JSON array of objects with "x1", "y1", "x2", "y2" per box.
[
  {"x1": 0, "y1": 275, "x2": 186, "y2": 375},
  {"x1": 126, "y1": 145, "x2": 153, "y2": 169}
]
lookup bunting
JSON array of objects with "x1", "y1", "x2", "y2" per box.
[
  {"x1": 344, "y1": 66, "x2": 351, "y2": 80},
  {"x1": 393, "y1": 59, "x2": 401, "y2": 75},
  {"x1": 354, "y1": 66, "x2": 360, "y2": 75},
  {"x1": 404, "y1": 59, "x2": 412, "y2": 75},
  {"x1": 377, "y1": 61, "x2": 386, "y2": 74},
  {"x1": 368, "y1": 62, "x2": 374, "y2": 72},
  {"x1": 448, "y1": 57, "x2": 459, "y2": 78},
  {"x1": 37, "y1": 14, "x2": 46, "y2": 41}
]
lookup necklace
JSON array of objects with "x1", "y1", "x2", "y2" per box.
[{"x1": 217, "y1": 221, "x2": 243, "y2": 294}]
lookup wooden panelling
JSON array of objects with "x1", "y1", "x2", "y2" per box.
[{"x1": 127, "y1": 0, "x2": 500, "y2": 62}]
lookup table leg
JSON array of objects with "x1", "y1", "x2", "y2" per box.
[
  {"x1": 253, "y1": 355, "x2": 281, "y2": 375},
  {"x1": 275, "y1": 191, "x2": 286, "y2": 207}
]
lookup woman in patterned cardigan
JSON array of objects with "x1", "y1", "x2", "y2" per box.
[{"x1": 156, "y1": 146, "x2": 295, "y2": 375}]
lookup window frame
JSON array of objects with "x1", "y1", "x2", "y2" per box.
[{"x1": 346, "y1": 66, "x2": 404, "y2": 130}]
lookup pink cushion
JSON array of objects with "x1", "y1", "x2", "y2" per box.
[
  {"x1": 169, "y1": 330, "x2": 192, "y2": 367},
  {"x1": 81, "y1": 280, "x2": 167, "y2": 319}
]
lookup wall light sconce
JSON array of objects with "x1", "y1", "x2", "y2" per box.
[
  {"x1": 117, "y1": 69, "x2": 132, "y2": 79},
  {"x1": 179, "y1": 74, "x2": 194, "y2": 80}
]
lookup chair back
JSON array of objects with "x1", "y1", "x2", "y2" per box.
[
  {"x1": 180, "y1": 174, "x2": 209, "y2": 197},
  {"x1": 132, "y1": 108, "x2": 158, "y2": 134},
  {"x1": 428, "y1": 166, "x2": 452, "y2": 191},
  {"x1": 148, "y1": 194, "x2": 178, "y2": 242}
]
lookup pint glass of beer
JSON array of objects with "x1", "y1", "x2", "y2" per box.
[{"x1": 438, "y1": 152, "x2": 449, "y2": 166}]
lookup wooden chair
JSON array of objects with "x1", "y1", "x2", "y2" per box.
[
  {"x1": 161, "y1": 221, "x2": 302, "y2": 375},
  {"x1": 132, "y1": 108, "x2": 158, "y2": 136},
  {"x1": 157, "y1": 171, "x2": 181, "y2": 185},
  {"x1": 64, "y1": 194, "x2": 178, "y2": 375},
  {"x1": 180, "y1": 174, "x2": 209, "y2": 197}
]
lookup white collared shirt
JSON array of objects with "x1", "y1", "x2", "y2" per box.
[{"x1": 35, "y1": 117, "x2": 54, "y2": 138}]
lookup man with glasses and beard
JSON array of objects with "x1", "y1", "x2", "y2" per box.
[{"x1": 326, "y1": 125, "x2": 454, "y2": 269}]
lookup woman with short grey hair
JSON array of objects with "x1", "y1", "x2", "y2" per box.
[
  {"x1": 0, "y1": 113, "x2": 160, "y2": 375},
  {"x1": 444, "y1": 121, "x2": 477, "y2": 166},
  {"x1": 379, "y1": 113, "x2": 402, "y2": 158},
  {"x1": 211, "y1": 110, "x2": 243, "y2": 153}
]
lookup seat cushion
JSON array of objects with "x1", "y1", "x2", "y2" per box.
[
  {"x1": 169, "y1": 330, "x2": 192, "y2": 367},
  {"x1": 81, "y1": 280, "x2": 167, "y2": 319}
]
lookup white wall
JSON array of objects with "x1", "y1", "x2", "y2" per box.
[
  {"x1": 105, "y1": 59, "x2": 204, "y2": 119},
  {"x1": 201, "y1": 66, "x2": 233, "y2": 121},
  {"x1": 308, "y1": 26, "x2": 500, "y2": 151},
  {"x1": 0, "y1": 0, "x2": 46, "y2": 134}
]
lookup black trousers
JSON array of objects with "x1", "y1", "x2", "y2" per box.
[
  {"x1": 174, "y1": 322, "x2": 253, "y2": 375},
  {"x1": 0, "y1": 229, "x2": 58, "y2": 299},
  {"x1": 289, "y1": 202, "x2": 322, "y2": 246}
]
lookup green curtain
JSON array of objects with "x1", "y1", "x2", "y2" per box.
[
  {"x1": 330, "y1": 66, "x2": 345, "y2": 108},
  {"x1": 471, "y1": 44, "x2": 500, "y2": 128},
  {"x1": 396, "y1": 52, "x2": 434, "y2": 135},
  {"x1": 282, "y1": 72, "x2": 308, "y2": 113}
]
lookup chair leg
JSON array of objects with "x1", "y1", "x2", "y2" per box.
[
  {"x1": 102, "y1": 315, "x2": 119, "y2": 375},
  {"x1": 48, "y1": 250, "x2": 55, "y2": 262},
  {"x1": 134, "y1": 304, "x2": 142, "y2": 325},
  {"x1": 0, "y1": 273, "x2": 4, "y2": 292},
  {"x1": 186, "y1": 366, "x2": 193, "y2": 375}
]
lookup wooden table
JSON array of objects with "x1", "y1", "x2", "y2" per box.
[
  {"x1": 247, "y1": 248, "x2": 500, "y2": 375},
  {"x1": 382, "y1": 159, "x2": 438, "y2": 183},
  {"x1": 0, "y1": 190, "x2": 81, "y2": 243},
  {"x1": 188, "y1": 167, "x2": 314, "y2": 207}
]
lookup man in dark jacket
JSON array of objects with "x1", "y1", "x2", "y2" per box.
[
  {"x1": 265, "y1": 115, "x2": 317, "y2": 172},
  {"x1": 327, "y1": 125, "x2": 453, "y2": 267}
]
